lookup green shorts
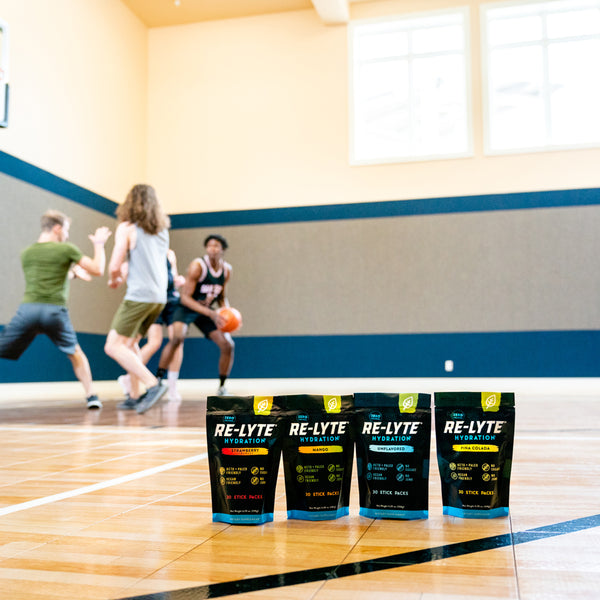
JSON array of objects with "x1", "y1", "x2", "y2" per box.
[{"x1": 110, "y1": 300, "x2": 165, "y2": 339}]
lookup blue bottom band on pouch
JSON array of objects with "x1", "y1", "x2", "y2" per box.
[
  {"x1": 359, "y1": 507, "x2": 428, "y2": 520},
  {"x1": 287, "y1": 507, "x2": 349, "y2": 521},
  {"x1": 443, "y1": 506, "x2": 509, "y2": 519},
  {"x1": 213, "y1": 512, "x2": 274, "y2": 525}
]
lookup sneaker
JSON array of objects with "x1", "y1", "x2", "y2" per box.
[
  {"x1": 117, "y1": 395, "x2": 138, "y2": 410},
  {"x1": 86, "y1": 395, "x2": 102, "y2": 410},
  {"x1": 217, "y1": 385, "x2": 229, "y2": 396},
  {"x1": 117, "y1": 374, "x2": 131, "y2": 395},
  {"x1": 168, "y1": 389, "x2": 182, "y2": 402},
  {"x1": 136, "y1": 383, "x2": 168, "y2": 414}
]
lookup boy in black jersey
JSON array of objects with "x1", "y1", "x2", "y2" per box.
[{"x1": 156, "y1": 234, "x2": 234, "y2": 395}]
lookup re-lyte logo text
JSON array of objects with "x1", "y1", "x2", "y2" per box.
[
  {"x1": 443, "y1": 420, "x2": 506, "y2": 434},
  {"x1": 362, "y1": 421, "x2": 421, "y2": 435},
  {"x1": 214, "y1": 423, "x2": 276, "y2": 437},
  {"x1": 288, "y1": 421, "x2": 349, "y2": 435}
]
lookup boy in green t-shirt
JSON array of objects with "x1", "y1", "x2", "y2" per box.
[{"x1": 0, "y1": 210, "x2": 111, "y2": 409}]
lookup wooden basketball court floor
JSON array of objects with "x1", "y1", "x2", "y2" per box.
[{"x1": 0, "y1": 377, "x2": 598, "y2": 600}]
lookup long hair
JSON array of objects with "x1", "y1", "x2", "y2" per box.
[{"x1": 117, "y1": 184, "x2": 170, "y2": 235}]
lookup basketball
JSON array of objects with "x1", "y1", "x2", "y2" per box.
[{"x1": 217, "y1": 306, "x2": 242, "y2": 333}]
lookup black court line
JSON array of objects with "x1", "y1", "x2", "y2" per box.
[{"x1": 119, "y1": 513, "x2": 600, "y2": 600}]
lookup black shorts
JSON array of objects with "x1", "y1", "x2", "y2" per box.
[
  {"x1": 155, "y1": 298, "x2": 179, "y2": 327},
  {"x1": 172, "y1": 304, "x2": 217, "y2": 338},
  {"x1": 0, "y1": 303, "x2": 78, "y2": 360}
]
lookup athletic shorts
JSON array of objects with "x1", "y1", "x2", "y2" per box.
[
  {"x1": 155, "y1": 298, "x2": 179, "y2": 327},
  {"x1": 110, "y1": 300, "x2": 165, "y2": 339},
  {"x1": 172, "y1": 304, "x2": 218, "y2": 338},
  {"x1": 0, "y1": 303, "x2": 78, "y2": 359}
]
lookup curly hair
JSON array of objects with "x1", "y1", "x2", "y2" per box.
[{"x1": 116, "y1": 184, "x2": 170, "y2": 235}]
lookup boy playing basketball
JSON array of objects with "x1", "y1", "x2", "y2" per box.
[
  {"x1": 0, "y1": 210, "x2": 111, "y2": 409},
  {"x1": 156, "y1": 234, "x2": 234, "y2": 395}
]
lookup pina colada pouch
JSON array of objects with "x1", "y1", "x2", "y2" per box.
[{"x1": 434, "y1": 392, "x2": 515, "y2": 518}]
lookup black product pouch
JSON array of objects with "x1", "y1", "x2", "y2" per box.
[
  {"x1": 279, "y1": 394, "x2": 354, "y2": 521},
  {"x1": 354, "y1": 393, "x2": 431, "y2": 519},
  {"x1": 206, "y1": 395, "x2": 283, "y2": 525},
  {"x1": 434, "y1": 392, "x2": 515, "y2": 518}
]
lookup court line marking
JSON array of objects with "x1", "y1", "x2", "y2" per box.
[
  {"x1": 0, "y1": 425, "x2": 206, "y2": 434},
  {"x1": 0, "y1": 452, "x2": 208, "y2": 517},
  {"x1": 118, "y1": 513, "x2": 600, "y2": 600}
]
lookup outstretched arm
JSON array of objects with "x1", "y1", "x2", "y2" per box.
[{"x1": 77, "y1": 226, "x2": 111, "y2": 277}]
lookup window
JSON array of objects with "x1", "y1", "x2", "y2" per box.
[
  {"x1": 482, "y1": 0, "x2": 600, "y2": 153},
  {"x1": 349, "y1": 9, "x2": 471, "y2": 165}
]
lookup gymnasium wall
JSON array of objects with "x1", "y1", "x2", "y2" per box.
[
  {"x1": 2, "y1": 151, "x2": 599, "y2": 382},
  {"x1": 147, "y1": 0, "x2": 600, "y2": 215},
  {"x1": 1, "y1": 0, "x2": 599, "y2": 384},
  {"x1": 0, "y1": 0, "x2": 147, "y2": 202}
]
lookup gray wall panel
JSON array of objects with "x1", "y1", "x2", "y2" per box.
[
  {"x1": 170, "y1": 205, "x2": 600, "y2": 336},
  {"x1": 3, "y1": 169, "x2": 599, "y2": 343}
]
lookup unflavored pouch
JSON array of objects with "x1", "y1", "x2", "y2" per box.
[
  {"x1": 434, "y1": 392, "x2": 515, "y2": 518},
  {"x1": 206, "y1": 395, "x2": 283, "y2": 525},
  {"x1": 354, "y1": 393, "x2": 431, "y2": 519},
  {"x1": 279, "y1": 394, "x2": 354, "y2": 521}
]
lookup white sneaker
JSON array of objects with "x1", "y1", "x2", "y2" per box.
[
  {"x1": 217, "y1": 385, "x2": 229, "y2": 396},
  {"x1": 117, "y1": 374, "x2": 131, "y2": 395},
  {"x1": 168, "y1": 389, "x2": 182, "y2": 402}
]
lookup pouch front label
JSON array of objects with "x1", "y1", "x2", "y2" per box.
[
  {"x1": 279, "y1": 394, "x2": 354, "y2": 519},
  {"x1": 207, "y1": 396, "x2": 282, "y2": 524},
  {"x1": 354, "y1": 393, "x2": 431, "y2": 519},
  {"x1": 286, "y1": 418, "x2": 351, "y2": 512}
]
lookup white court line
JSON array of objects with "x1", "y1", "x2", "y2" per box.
[
  {"x1": 0, "y1": 452, "x2": 208, "y2": 517},
  {"x1": 0, "y1": 425, "x2": 206, "y2": 435}
]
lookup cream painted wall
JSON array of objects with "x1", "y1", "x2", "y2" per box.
[
  {"x1": 0, "y1": 0, "x2": 147, "y2": 203},
  {"x1": 148, "y1": 0, "x2": 600, "y2": 215}
]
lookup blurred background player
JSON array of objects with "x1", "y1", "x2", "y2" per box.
[
  {"x1": 117, "y1": 249, "x2": 186, "y2": 402},
  {"x1": 104, "y1": 184, "x2": 170, "y2": 414},
  {"x1": 156, "y1": 234, "x2": 234, "y2": 396},
  {"x1": 0, "y1": 210, "x2": 111, "y2": 409}
]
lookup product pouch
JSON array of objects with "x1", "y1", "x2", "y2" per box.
[
  {"x1": 434, "y1": 392, "x2": 515, "y2": 518},
  {"x1": 206, "y1": 395, "x2": 283, "y2": 525},
  {"x1": 279, "y1": 394, "x2": 354, "y2": 521},
  {"x1": 354, "y1": 392, "x2": 431, "y2": 519}
]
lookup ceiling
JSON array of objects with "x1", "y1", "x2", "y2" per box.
[{"x1": 120, "y1": 0, "x2": 368, "y2": 28}]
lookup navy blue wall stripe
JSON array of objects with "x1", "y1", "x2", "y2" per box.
[
  {"x1": 0, "y1": 151, "x2": 118, "y2": 216},
  {"x1": 2, "y1": 329, "x2": 599, "y2": 382},
  {"x1": 116, "y1": 514, "x2": 600, "y2": 600},
  {"x1": 169, "y1": 188, "x2": 600, "y2": 228},
  {"x1": 2, "y1": 150, "x2": 600, "y2": 227}
]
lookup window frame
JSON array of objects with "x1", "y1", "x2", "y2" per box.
[
  {"x1": 348, "y1": 7, "x2": 473, "y2": 166},
  {"x1": 481, "y1": 0, "x2": 600, "y2": 155}
]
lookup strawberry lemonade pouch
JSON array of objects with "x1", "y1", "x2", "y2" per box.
[{"x1": 206, "y1": 395, "x2": 283, "y2": 525}]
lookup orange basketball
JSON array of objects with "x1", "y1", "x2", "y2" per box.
[{"x1": 217, "y1": 306, "x2": 242, "y2": 333}]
